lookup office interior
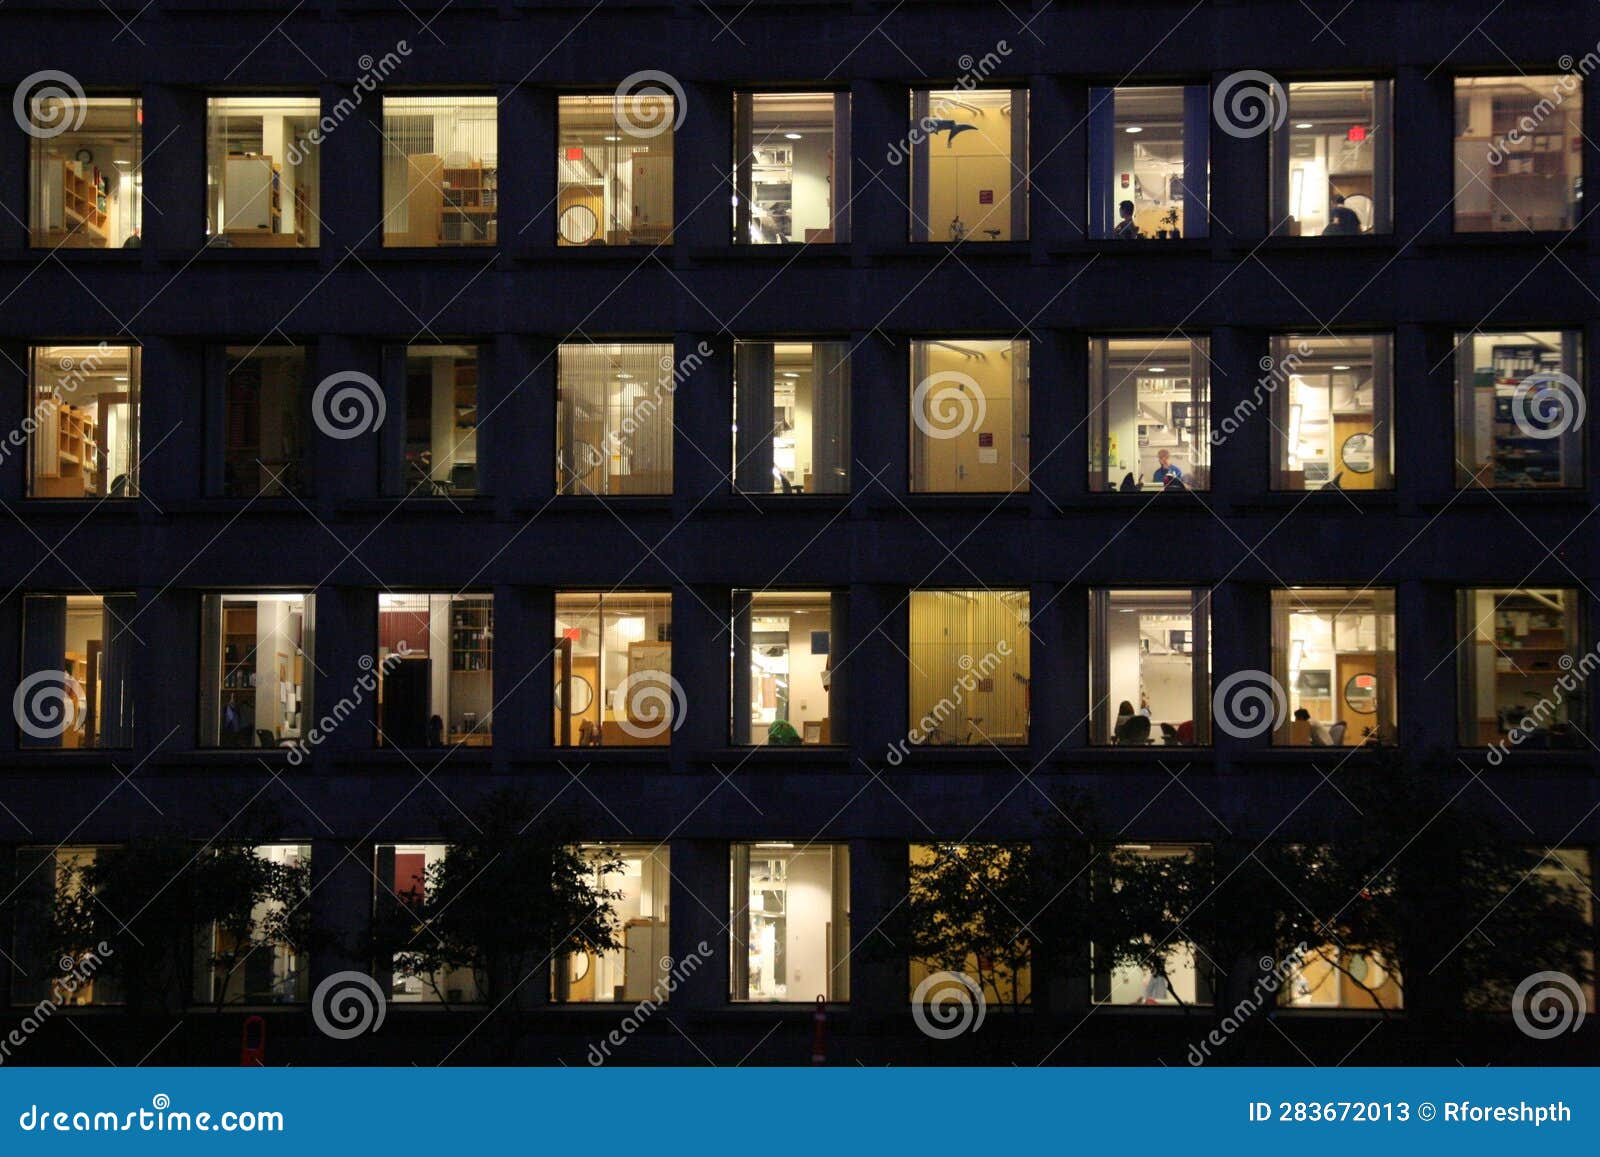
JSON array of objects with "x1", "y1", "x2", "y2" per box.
[
  {"x1": 19, "y1": 594, "x2": 135, "y2": 749},
  {"x1": 382, "y1": 96, "x2": 498, "y2": 247},
  {"x1": 556, "y1": 342, "x2": 674, "y2": 495},
  {"x1": 12, "y1": 848, "x2": 121, "y2": 1006},
  {"x1": 557, "y1": 94, "x2": 674, "y2": 245},
  {"x1": 910, "y1": 88, "x2": 1027, "y2": 242},
  {"x1": 376, "y1": 843, "x2": 482, "y2": 1003},
  {"x1": 554, "y1": 591, "x2": 673, "y2": 747},
  {"x1": 196, "y1": 843, "x2": 310, "y2": 1005},
  {"x1": 733, "y1": 92, "x2": 849, "y2": 244},
  {"x1": 731, "y1": 843, "x2": 849, "y2": 1002},
  {"x1": 1455, "y1": 330, "x2": 1585, "y2": 487},
  {"x1": 1093, "y1": 845, "x2": 1209, "y2": 1006},
  {"x1": 402, "y1": 345, "x2": 479, "y2": 497},
  {"x1": 1089, "y1": 85, "x2": 1209, "y2": 239},
  {"x1": 1271, "y1": 587, "x2": 1396, "y2": 746},
  {"x1": 552, "y1": 845, "x2": 671, "y2": 1002},
  {"x1": 1089, "y1": 589, "x2": 1210, "y2": 746},
  {"x1": 200, "y1": 593, "x2": 314, "y2": 748},
  {"x1": 1271, "y1": 334, "x2": 1393, "y2": 490},
  {"x1": 206, "y1": 96, "x2": 320, "y2": 247},
  {"x1": 1458, "y1": 588, "x2": 1586, "y2": 747},
  {"x1": 907, "y1": 589, "x2": 1031, "y2": 745},
  {"x1": 28, "y1": 345, "x2": 140, "y2": 499},
  {"x1": 1089, "y1": 337, "x2": 1211, "y2": 490},
  {"x1": 733, "y1": 590, "x2": 839, "y2": 745},
  {"x1": 909, "y1": 339, "x2": 1030, "y2": 493},
  {"x1": 377, "y1": 593, "x2": 494, "y2": 748},
  {"x1": 224, "y1": 345, "x2": 306, "y2": 497},
  {"x1": 907, "y1": 844, "x2": 1031, "y2": 1005},
  {"x1": 1271, "y1": 81, "x2": 1391, "y2": 236},
  {"x1": 1454, "y1": 75, "x2": 1583, "y2": 232},
  {"x1": 733, "y1": 341, "x2": 850, "y2": 494},
  {"x1": 1286, "y1": 945, "x2": 1403, "y2": 1009},
  {"x1": 29, "y1": 97, "x2": 141, "y2": 248}
]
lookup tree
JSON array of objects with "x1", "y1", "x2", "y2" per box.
[{"x1": 896, "y1": 843, "x2": 1036, "y2": 1010}]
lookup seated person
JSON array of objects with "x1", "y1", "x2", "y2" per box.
[
  {"x1": 1152, "y1": 448, "x2": 1185, "y2": 488},
  {"x1": 1113, "y1": 199, "x2": 1140, "y2": 240},
  {"x1": 1322, "y1": 195, "x2": 1362, "y2": 236},
  {"x1": 1115, "y1": 712, "x2": 1152, "y2": 745}
]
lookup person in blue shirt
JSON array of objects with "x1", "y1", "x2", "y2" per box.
[{"x1": 1152, "y1": 448, "x2": 1185, "y2": 488}]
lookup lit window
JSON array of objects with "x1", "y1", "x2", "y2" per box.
[
  {"x1": 12, "y1": 848, "x2": 121, "y2": 1006},
  {"x1": 1093, "y1": 844, "x2": 1210, "y2": 1006},
  {"x1": 377, "y1": 594, "x2": 494, "y2": 748},
  {"x1": 383, "y1": 96, "x2": 498, "y2": 247},
  {"x1": 1271, "y1": 81, "x2": 1392, "y2": 236},
  {"x1": 1270, "y1": 334, "x2": 1393, "y2": 490},
  {"x1": 733, "y1": 590, "x2": 841, "y2": 745},
  {"x1": 199, "y1": 593, "x2": 314, "y2": 748},
  {"x1": 554, "y1": 592, "x2": 674, "y2": 748},
  {"x1": 374, "y1": 844, "x2": 483, "y2": 1003},
  {"x1": 733, "y1": 340, "x2": 850, "y2": 494},
  {"x1": 1454, "y1": 330, "x2": 1584, "y2": 488},
  {"x1": 909, "y1": 339, "x2": 1029, "y2": 493},
  {"x1": 1270, "y1": 588, "x2": 1396, "y2": 746},
  {"x1": 1089, "y1": 589, "x2": 1211, "y2": 746},
  {"x1": 909, "y1": 88, "x2": 1027, "y2": 242},
  {"x1": 1458, "y1": 588, "x2": 1587, "y2": 748},
  {"x1": 206, "y1": 96, "x2": 320, "y2": 247},
  {"x1": 1454, "y1": 75, "x2": 1582, "y2": 233},
  {"x1": 196, "y1": 844, "x2": 311, "y2": 1005},
  {"x1": 731, "y1": 843, "x2": 849, "y2": 1001},
  {"x1": 1089, "y1": 85, "x2": 1208, "y2": 240},
  {"x1": 400, "y1": 344, "x2": 479, "y2": 498},
  {"x1": 908, "y1": 844, "x2": 1032, "y2": 1008},
  {"x1": 557, "y1": 94, "x2": 675, "y2": 246},
  {"x1": 1089, "y1": 337, "x2": 1210, "y2": 491},
  {"x1": 27, "y1": 344, "x2": 140, "y2": 499},
  {"x1": 28, "y1": 96, "x2": 141, "y2": 248},
  {"x1": 907, "y1": 590, "x2": 1030, "y2": 746},
  {"x1": 733, "y1": 92, "x2": 849, "y2": 243},
  {"x1": 556, "y1": 342, "x2": 674, "y2": 495},
  {"x1": 1284, "y1": 944, "x2": 1402, "y2": 1009},
  {"x1": 19, "y1": 594, "x2": 135, "y2": 749},
  {"x1": 223, "y1": 345, "x2": 307, "y2": 498},
  {"x1": 552, "y1": 845, "x2": 672, "y2": 1002}
]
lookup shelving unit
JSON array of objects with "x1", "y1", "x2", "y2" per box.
[
  {"x1": 1480, "y1": 343, "x2": 1570, "y2": 487},
  {"x1": 225, "y1": 155, "x2": 313, "y2": 248},
  {"x1": 450, "y1": 598, "x2": 493, "y2": 671},
  {"x1": 1474, "y1": 593, "x2": 1574, "y2": 742},
  {"x1": 59, "y1": 162, "x2": 109, "y2": 244},
  {"x1": 32, "y1": 402, "x2": 98, "y2": 497},
  {"x1": 438, "y1": 164, "x2": 497, "y2": 245}
]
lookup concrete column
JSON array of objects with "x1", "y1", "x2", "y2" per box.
[
  {"x1": 849, "y1": 330, "x2": 905, "y2": 515},
  {"x1": 485, "y1": 334, "x2": 554, "y2": 513},
  {"x1": 1030, "y1": 581, "x2": 1084, "y2": 756},
  {"x1": 846, "y1": 837, "x2": 907, "y2": 1010},
  {"x1": 309, "y1": 335, "x2": 383, "y2": 510},
  {"x1": 1028, "y1": 75, "x2": 1087, "y2": 251},
  {"x1": 1393, "y1": 66, "x2": 1455, "y2": 241},
  {"x1": 140, "y1": 84, "x2": 205, "y2": 253},
  {"x1": 137, "y1": 337, "x2": 205, "y2": 503},
  {"x1": 848, "y1": 583, "x2": 909, "y2": 762},
  {"x1": 1209, "y1": 327, "x2": 1269, "y2": 500},
  {"x1": 850, "y1": 79, "x2": 907, "y2": 250},
  {"x1": 309, "y1": 585, "x2": 375, "y2": 754},
  {"x1": 670, "y1": 333, "x2": 731, "y2": 512},
  {"x1": 666, "y1": 838, "x2": 730, "y2": 1008},
  {"x1": 497, "y1": 83, "x2": 554, "y2": 252},
  {"x1": 675, "y1": 80, "x2": 732, "y2": 248},
  {"x1": 492, "y1": 584, "x2": 552, "y2": 753},
  {"x1": 317, "y1": 81, "x2": 382, "y2": 259}
]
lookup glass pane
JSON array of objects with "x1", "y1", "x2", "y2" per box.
[
  {"x1": 375, "y1": 844, "x2": 483, "y2": 1003},
  {"x1": 556, "y1": 342, "x2": 674, "y2": 495},
  {"x1": 732, "y1": 590, "x2": 838, "y2": 744},
  {"x1": 207, "y1": 96, "x2": 320, "y2": 248},
  {"x1": 383, "y1": 96, "x2": 498, "y2": 247},
  {"x1": 733, "y1": 340, "x2": 850, "y2": 493},
  {"x1": 907, "y1": 589, "x2": 1030, "y2": 746},
  {"x1": 29, "y1": 96, "x2": 141, "y2": 248},
  {"x1": 224, "y1": 345, "x2": 307, "y2": 497},
  {"x1": 196, "y1": 843, "x2": 311, "y2": 1004},
  {"x1": 1272, "y1": 81, "x2": 1391, "y2": 236},
  {"x1": 200, "y1": 593, "x2": 314, "y2": 748},
  {"x1": 1093, "y1": 844, "x2": 1208, "y2": 1005},
  {"x1": 1089, "y1": 337, "x2": 1210, "y2": 491},
  {"x1": 1455, "y1": 331, "x2": 1584, "y2": 488},
  {"x1": 1270, "y1": 334, "x2": 1393, "y2": 490},
  {"x1": 402, "y1": 344, "x2": 479, "y2": 497},
  {"x1": 19, "y1": 593, "x2": 136, "y2": 749},
  {"x1": 909, "y1": 339, "x2": 1029, "y2": 493},
  {"x1": 1089, "y1": 589, "x2": 1210, "y2": 745},
  {"x1": 552, "y1": 845, "x2": 672, "y2": 1002},
  {"x1": 733, "y1": 92, "x2": 848, "y2": 244},
  {"x1": 377, "y1": 593, "x2": 493, "y2": 748},
  {"x1": 1458, "y1": 588, "x2": 1588, "y2": 748},
  {"x1": 554, "y1": 591, "x2": 674, "y2": 747},
  {"x1": 557, "y1": 94, "x2": 675, "y2": 246},
  {"x1": 909, "y1": 88, "x2": 1026, "y2": 242},
  {"x1": 1089, "y1": 85, "x2": 1208, "y2": 240},
  {"x1": 28, "y1": 344, "x2": 140, "y2": 498},
  {"x1": 1455, "y1": 76, "x2": 1582, "y2": 232},
  {"x1": 731, "y1": 843, "x2": 848, "y2": 1001},
  {"x1": 908, "y1": 844, "x2": 1032, "y2": 1008},
  {"x1": 12, "y1": 848, "x2": 122, "y2": 1006},
  {"x1": 1270, "y1": 587, "x2": 1396, "y2": 746}
]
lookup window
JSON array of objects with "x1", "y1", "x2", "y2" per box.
[
  {"x1": 1093, "y1": 844, "x2": 1210, "y2": 1006},
  {"x1": 383, "y1": 96, "x2": 497, "y2": 247},
  {"x1": 1089, "y1": 85, "x2": 1208, "y2": 240},
  {"x1": 907, "y1": 844, "x2": 1031, "y2": 1009},
  {"x1": 19, "y1": 594, "x2": 135, "y2": 749},
  {"x1": 400, "y1": 344, "x2": 479, "y2": 498},
  {"x1": 1271, "y1": 587, "x2": 1396, "y2": 746},
  {"x1": 199, "y1": 593, "x2": 314, "y2": 748},
  {"x1": 733, "y1": 590, "x2": 841, "y2": 745},
  {"x1": 12, "y1": 848, "x2": 121, "y2": 1006},
  {"x1": 206, "y1": 96, "x2": 320, "y2": 247},
  {"x1": 374, "y1": 844, "x2": 482, "y2": 1003},
  {"x1": 1270, "y1": 334, "x2": 1393, "y2": 490},
  {"x1": 557, "y1": 94, "x2": 675, "y2": 246},
  {"x1": 196, "y1": 843, "x2": 311, "y2": 1005},
  {"x1": 908, "y1": 589, "x2": 1031, "y2": 746},
  {"x1": 1089, "y1": 337, "x2": 1210, "y2": 491},
  {"x1": 1454, "y1": 75, "x2": 1582, "y2": 232},
  {"x1": 733, "y1": 92, "x2": 849, "y2": 243},
  {"x1": 1271, "y1": 81, "x2": 1392, "y2": 236},
  {"x1": 28, "y1": 96, "x2": 141, "y2": 248},
  {"x1": 909, "y1": 339, "x2": 1029, "y2": 493},
  {"x1": 377, "y1": 594, "x2": 494, "y2": 748},
  {"x1": 27, "y1": 344, "x2": 140, "y2": 498},
  {"x1": 1089, "y1": 589, "x2": 1211, "y2": 746},
  {"x1": 1454, "y1": 330, "x2": 1584, "y2": 488},
  {"x1": 909, "y1": 88, "x2": 1027, "y2": 242},
  {"x1": 731, "y1": 843, "x2": 849, "y2": 1001},
  {"x1": 733, "y1": 340, "x2": 850, "y2": 494},
  {"x1": 556, "y1": 342, "x2": 674, "y2": 495},
  {"x1": 552, "y1": 845, "x2": 671, "y2": 1002},
  {"x1": 1284, "y1": 944, "x2": 1402, "y2": 1009},
  {"x1": 224, "y1": 345, "x2": 307, "y2": 497},
  {"x1": 554, "y1": 592, "x2": 674, "y2": 747},
  {"x1": 1458, "y1": 588, "x2": 1587, "y2": 748}
]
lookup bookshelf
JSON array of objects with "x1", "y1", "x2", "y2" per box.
[
  {"x1": 32, "y1": 402, "x2": 98, "y2": 497},
  {"x1": 450, "y1": 598, "x2": 493, "y2": 672},
  {"x1": 59, "y1": 162, "x2": 109, "y2": 244},
  {"x1": 438, "y1": 163, "x2": 497, "y2": 245}
]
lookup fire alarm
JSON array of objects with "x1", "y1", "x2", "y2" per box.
[{"x1": 1347, "y1": 125, "x2": 1367, "y2": 142}]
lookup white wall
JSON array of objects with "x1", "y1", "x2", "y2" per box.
[{"x1": 782, "y1": 850, "x2": 834, "y2": 1001}]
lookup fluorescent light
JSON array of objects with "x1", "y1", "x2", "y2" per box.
[
  {"x1": 1295, "y1": 122, "x2": 1314, "y2": 129},
  {"x1": 784, "y1": 132, "x2": 802, "y2": 140},
  {"x1": 1124, "y1": 125, "x2": 1142, "y2": 134},
  {"x1": 603, "y1": 134, "x2": 620, "y2": 142},
  {"x1": 781, "y1": 372, "x2": 799, "y2": 379},
  {"x1": 1148, "y1": 366, "x2": 1166, "y2": 373},
  {"x1": 1332, "y1": 364, "x2": 1351, "y2": 371}
]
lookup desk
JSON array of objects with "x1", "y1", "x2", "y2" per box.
[
  {"x1": 600, "y1": 720, "x2": 668, "y2": 747},
  {"x1": 448, "y1": 731, "x2": 491, "y2": 748}
]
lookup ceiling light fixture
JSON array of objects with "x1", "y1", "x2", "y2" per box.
[
  {"x1": 784, "y1": 132, "x2": 802, "y2": 140},
  {"x1": 1124, "y1": 125, "x2": 1143, "y2": 134}
]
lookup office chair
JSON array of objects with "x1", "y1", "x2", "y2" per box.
[
  {"x1": 449, "y1": 462, "x2": 477, "y2": 495},
  {"x1": 256, "y1": 729, "x2": 277, "y2": 748},
  {"x1": 1115, "y1": 714, "x2": 1152, "y2": 745}
]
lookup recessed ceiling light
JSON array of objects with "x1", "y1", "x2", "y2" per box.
[
  {"x1": 1148, "y1": 366, "x2": 1166, "y2": 373},
  {"x1": 781, "y1": 372, "x2": 799, "y2": 378},
  {"x1": 616, "y1": 372, "x2": 633, "y2": 380},
  {"x1": 113, "y1": 376, "x2": 129, "y2": 382},
  {"x1": 1296, "y1": 122, "x2": 1314, "y2": 129},
  {"x1": 1124, "y1": 125, "x2": 1143, "y2": 134},
  {"x1": 1332, "y1": 364, "x2": 1351, "y2": 371},
  {"x1": 603, "y1": 134, "x2": 620, "y2": 142},
  {"x1": 114, "y1": 159, "x2": 131, "y2": 168},
  {"x1": 784, "y1": 132, "x2": 802, "y2": 140}
]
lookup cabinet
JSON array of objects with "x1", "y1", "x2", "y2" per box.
[
  {"x1": 438, "y1": 163, "x2": 497, "y2": 245},
  {"x1": 31, "y1": 402, "x2": 98, "y2": 497},
  {"x1": 450, "y1": 599, "x2": 493, "y2": 671},
  {"x1": 224, "y1": 155, "x2": 312, "y2": 247}
]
